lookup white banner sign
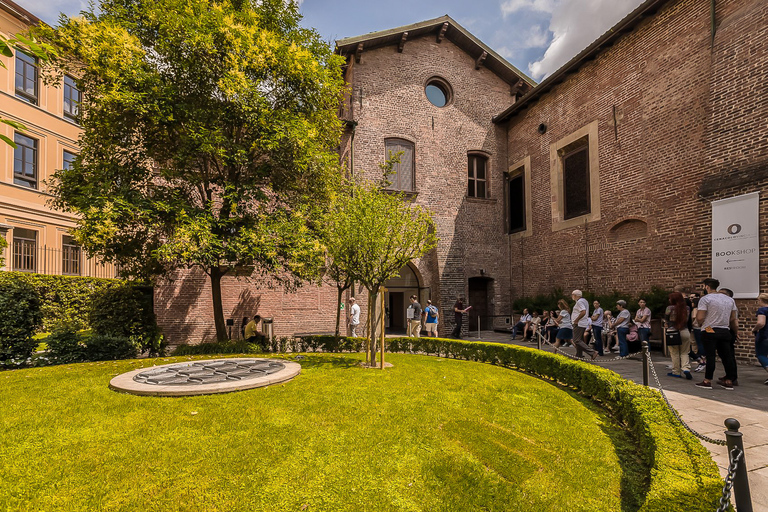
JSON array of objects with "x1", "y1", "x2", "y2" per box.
[{"x1": 711, "y1": 192, "x2": 760, "y2": 299}]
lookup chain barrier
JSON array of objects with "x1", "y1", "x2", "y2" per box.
[
  {"x1": 716, "y1": 446, "x2": 743, "y2": 512},
  {"x1": 532, "y1": 330, "x2": 643, "y2": 362}
]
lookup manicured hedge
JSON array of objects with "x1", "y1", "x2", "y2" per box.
[
  {"x1": 172, "y1": 335, "x2": 722, "y2": 511},
  {"x1": 0, "y1": 272, "x2": 126, "y2": 331}
]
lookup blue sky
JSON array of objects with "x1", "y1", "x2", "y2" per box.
[{"x1": 26, "y1": 0, "x2": 644, "y2": 81}]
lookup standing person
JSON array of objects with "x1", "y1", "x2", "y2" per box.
[
  {"x1": 554, "y1": 299, "x2": 573, "y2": 348},
  {"x1": 591, "y1": 300, "x2": 605, "y2": 356},
  {"x1": 752, "y1": 293, "x2": 768, "y2": 385},
  {"x1": 614, "y1": 301, "x2": 632, "y2": 357},
  {"x1": 635, "y1": 299, "x2": 652, "y2": 345},
  {"x1": 348, "y1": 297, "x2": 361, "y2": 337},
  {"x1": 512, "y1": 308, "x2": 532, "y2": 340},
  {"x1": 424, "y1": 299, "x2": 439, "y2": 338},
  {"x1": 451, "y1": 296, "x2": 470, "y2": 339},
  {"x1": 406, "y1": 295, "x2": 422, "y2": 338},
  {"x1": 695, "y1": 278, "x2": 739, "y2": 390},
  {"x1": 664, "y1": 292, "x2": 692, "y2": 379},
  {"x1": 691, "y1": 292, "x2": 706, "y2": 371},
  {"x1": 571, "y1": 290, "x2": 597, "y2": 360}
]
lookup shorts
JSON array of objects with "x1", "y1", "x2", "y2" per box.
[
  {"x1": 556, "y1": 328, "x2": 573, "y2": 340},
  {"x1": 425, "y1": 323, "x2": 437, "y2": 334}
]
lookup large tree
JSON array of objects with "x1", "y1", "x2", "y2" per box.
[
  {"x1": 325, "y1": 178, "x2": 437, "y2": 367},
  {"x1": 39, "y1": 0, "x2": 346, "y2": 340}
]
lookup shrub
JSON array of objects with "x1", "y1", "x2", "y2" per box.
[
  {"x1": 85, "y1": 334, "x2": 138, "y2": 361},
  {"x1": 0, "y1": 272, "x2": 126, "y2": 331},
  {"x1": 0, "y1": 274, "x2": 43, "y2": 366},
  {"x1": 173, "y1": 340, "x2": 258, "y2": 356},
  {"x1": 89, "y1": 285, "x2": 163, "y2": 355},
  {"x1": 46, "y1": 324, "x2": 88, "y2": 364}
]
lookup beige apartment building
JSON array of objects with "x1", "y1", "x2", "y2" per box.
[{"x1": 0, "y1": 0, "x2": 114, "y2": 278}]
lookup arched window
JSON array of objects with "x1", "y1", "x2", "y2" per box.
[{"x1": 384, "y1": 138, "x2": 415, "y2": 191}]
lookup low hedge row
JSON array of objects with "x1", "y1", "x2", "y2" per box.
[{"x1": 172, "y1": 335, "x2": 722, "y2": 511}]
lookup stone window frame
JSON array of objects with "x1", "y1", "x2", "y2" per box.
[
  {"x1": 13, "y1": 132, "x2": 38, "y2": 189},
  {"x1": 505, "y1": 156, "x2": 532, "y2": 239},
  {"x1": 467, "y1": 151, "x2": 490, "y2": 199},
  {"x1": 63, "y1": 75, "x2": 81, "y2": 122},
  {"x1": 423, "y1": 76, "x2": 453, "y2": 108},
  {"x1": 549, "y1": 121, "x2": 601, "y2": 231},
  {"x1": 12, "y1": 226, "x2": 38, "y2": 273}
]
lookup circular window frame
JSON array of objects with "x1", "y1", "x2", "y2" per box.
[{"x1": 424, "y1": 76, "x2": 453, "y2": 108}]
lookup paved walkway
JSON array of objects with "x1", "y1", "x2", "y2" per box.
[{"x1": 463, "y1": 331, "x2": 768, "y2": 512}]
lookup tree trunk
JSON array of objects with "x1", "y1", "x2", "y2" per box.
[
  {"x1": 335, "y1": 285, "x2": 343, "y2": 337},
  {"x1": 210, "y1": 266, "x2": 228, "y2": 341},
  {"x1": 369, "y1": 286, "x2": 379, "y2": 366}
]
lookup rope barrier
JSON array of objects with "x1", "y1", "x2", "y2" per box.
[{"x1": 532, "y1": 330, "x2": 643, "y2": 362}]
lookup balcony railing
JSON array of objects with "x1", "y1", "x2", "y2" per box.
[{"x1": 9, "y1": 242, "x2": 120, "y2": 279}]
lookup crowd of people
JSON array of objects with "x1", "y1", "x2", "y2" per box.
[
  {"x1": 339, "y1": 279, "x2": 768, "y2": 390},
  {"x1": 511, "y1": 279, "x2": 768, "y2": 389}
]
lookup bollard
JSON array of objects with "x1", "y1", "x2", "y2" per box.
[
  {"x1": 724, "y1": 418, "x2": 753, "y2": 512},
  {"x1": 641, "y1": 341, "x2": 649, "y2": 386}
]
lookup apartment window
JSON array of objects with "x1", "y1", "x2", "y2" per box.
[
  {"x1": 62, "y1": 235, "x2": 81, "y2": 275},
  {"x1": 507, "y1": 173, "x2": 525, "y2": 233},
  {"x1": 467, "y1": 154, "x2": 488, "y2": 198},
  {"x1": 14, "y1": 133, "x2": 38, "y2": 189},
  {"x1": 15, "y1": 50, "x2": 38, "y2": 104},
  {"x1": 384, "y1": 138, "x2": 415, "y2": 191},
  {"x1": 562, "y1": 145, "x2": 590, "y2": 219},
  {"x1": 63, "y1": 150, "x2": 77, "y2": 170},
  {"x1": 63, "y1": 76, "x2": 80, "y2": 120},
  {"x1": 12, "y1": 228, "x2": 37, "y2": 272}
]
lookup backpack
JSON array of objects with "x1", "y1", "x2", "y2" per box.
[
  {"x1": 426, "y1": 305, "x2": 438, "y2": 321},
  {"x1": 626, "y1": 322, "x2": 639, "y2": 342}
]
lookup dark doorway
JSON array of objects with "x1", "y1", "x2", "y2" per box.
[
  {"x1": 388, "y1": 292, "x2": 406, "y2": 334},
  {"x1": 468, "y1": 277, "x2": 493, "y2": 331}
]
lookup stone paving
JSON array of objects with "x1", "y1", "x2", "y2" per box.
[{"x1": 464, "y1": 330, "x2": 768, "y2": 512}]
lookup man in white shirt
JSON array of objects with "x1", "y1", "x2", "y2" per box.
[
  {"x1": 512, "y1": 308, "x2": 532, "y2": 340},
  {"x1": 571, "y1": 290, "x2": 597, "y2": 360},
  {"x1": 695, "y1": 278, "x2": 739, "y2": 390},
  {"x1": 348, "y1": 297, "x2": 361, "y2": 337}
]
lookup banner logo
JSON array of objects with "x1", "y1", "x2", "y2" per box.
[{"x1": 727, "y1": 224, "x2": 742, "y2": 235}]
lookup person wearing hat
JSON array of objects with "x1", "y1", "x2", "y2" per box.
[{"x1": 613, "y1": 300, "x2": 632, "y2": 357}]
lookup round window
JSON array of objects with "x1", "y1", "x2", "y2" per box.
[{"x1": 425, "y1": 78, "x2": 451, "y2": 107}]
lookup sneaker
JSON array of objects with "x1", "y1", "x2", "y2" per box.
[
  {"x1": 694, "y1": 363, "x2": 706, "y2": 373},
  {"x1": 666, "y1": 364, "x2": 674, "y2": 369},
  {"x1": 667, "y1": 372, "x2": 683, "y2": 378},
  {"x1": 695, "y1": 381, "x2": 712, "y2": 389},
  {"x1": 764, "y1": 378, "x2": 768, "y2": 385},
  {"x1": 719, "y1": 380, "x2": 734, "y2": 390},
  {"x1": 684, "y1": 371, "x2": 692, "y2": 380}
]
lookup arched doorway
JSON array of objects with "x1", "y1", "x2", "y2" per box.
[
  {"x1": 468, "y1": 277, "x2": 494, "y2": 331},
  {"x1": 384, "y1": 264, "x2": 422, "y2": 334}
]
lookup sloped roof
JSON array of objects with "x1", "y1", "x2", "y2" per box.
[
  {"x1": 493, "y1": 0, "x2": 670, "y2": 123},
  {"x1": 0, "y1": 0, "x2": 41, "y2": 25},
  {"x1": 335, "y1": 15, "x2": 536, "y2": 88}
]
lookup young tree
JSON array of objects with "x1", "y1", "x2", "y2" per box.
[
  {"x1": 326, "y1": 180, "x2": 438, "y2": 367},
  {"x1": 38, "y1": 0, "x2": 346, "y2": 340},
  {"x1": 322, "y1": 258, "x2": 354, "y2": 338}
]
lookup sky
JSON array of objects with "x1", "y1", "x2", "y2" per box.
[{"x1": 25, "y1": 0, "x2": 645, "y2": 81}]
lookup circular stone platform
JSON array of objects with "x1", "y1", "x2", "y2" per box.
[{"x1": 109, "y1": 358, "x2": 301, "y2": 397}]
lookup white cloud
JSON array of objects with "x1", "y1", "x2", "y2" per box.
[
  {"x1": 496, "y1": 23, "x2": 550, "y2": 60},
  {"x1": 527, "y1": 0, "x2": 644, "y2": 80},
  {"x1": 501, "y1": 0, "x2": 557, "y2": 17}
]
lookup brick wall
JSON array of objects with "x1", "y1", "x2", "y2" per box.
[{"x1": 502, "y1": 0, "x2": 767, "y2": 360}]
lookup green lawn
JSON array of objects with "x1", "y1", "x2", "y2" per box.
[{"x1": 0, "y1": 353, "x2": 647, "y2": 511}]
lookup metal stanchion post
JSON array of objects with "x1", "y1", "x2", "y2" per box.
[
  {"x1": 537, "y1": 330, "x2": 541, "y2": 350},
  {"x1": 478, "y1": 316, "x2": 481, "y2": 339},
  {"x1": 724, "y1": 418, "x2": 753, "y2": 512},
  {"x1": 641, "y1": 341, "x2": 649, "y2": 386}
]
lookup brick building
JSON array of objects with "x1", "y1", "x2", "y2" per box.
[{"x1": 157, "y1": 0, "x2": 767, "y2": 355}]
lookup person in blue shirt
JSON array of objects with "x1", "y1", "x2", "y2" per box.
[
  {"x1": 752, "y1": 293, "x2": 768, "y2": 385},
  {"x1": 424, "y1": 299, "x2": 439, "y2": 337}
]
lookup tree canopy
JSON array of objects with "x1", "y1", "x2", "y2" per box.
[{"x1": 39, "y1": 0, "x2": 346, "y2": 340}]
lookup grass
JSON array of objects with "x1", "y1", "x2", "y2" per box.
[{"x1": 0, "y1": 353, "x2": 648, "y2": 511}]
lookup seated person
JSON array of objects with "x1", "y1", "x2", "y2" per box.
[
  {"x1": 512, "y1": 309, "x2": 532, "y2": 339},
  {"x1": 244, "y1": 314, "x2": 267, "y2": 349},
  {"x1": 526, "y1": 311, "x2": 541, "y2": 340}
]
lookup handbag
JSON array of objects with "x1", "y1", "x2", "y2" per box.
[{"x1": 665, "y1": 329, "x2": 682, "y2": 346}]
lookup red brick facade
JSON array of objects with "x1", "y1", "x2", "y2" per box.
[
  {"x1": 157, "y1": 1, "x2": 767, "y2": 360},
  {"x1": 500, "y1": 0, "x2": 767, "y2": 360}
]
